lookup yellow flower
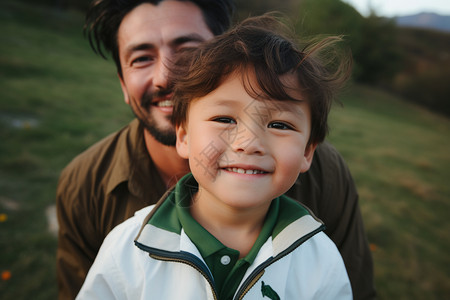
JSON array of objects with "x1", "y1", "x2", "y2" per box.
[
  {"x1": 2, "y1": 270, "x2": 11, "y2": 281},
  {"x1": 0, "y1": 214, "x2": 7, "y2": 223}
]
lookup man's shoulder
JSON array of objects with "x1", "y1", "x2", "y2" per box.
[
  {"x1": 314, "y1": 141, "x2": 343, "y2": 164},
  {"x1": 59, "y1": 133, "x2": 116, "y2": 180},
  {"x1": 309, "y1": 141, "x2": 351, "y2": 177},
  {"x1": 57, "y1": 120, "x2": 143, "y2": 196},
  {"x1": 60, "y1": 121, "x2": 137, "y2": 178}
]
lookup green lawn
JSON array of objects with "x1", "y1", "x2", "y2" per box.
[
  {"x1": 0, "y1": 1, "x2": 131, "y2": 299},
  {"x1": 0, "y1": 1, "x2": 449, "y2": 299},
  {"x1": 329, "y1": 86, "x2": 450, "y2": 299}
]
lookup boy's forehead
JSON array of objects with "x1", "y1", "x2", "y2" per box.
[
  {"x1": 196, "y1": 71, "x2": 308, "y2": 111},
  {"x1": 242, "y1": 68, "x2": 306, "y2": 101}
]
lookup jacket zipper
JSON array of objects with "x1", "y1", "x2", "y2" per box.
[
  {"x1": 135, "y1": 242, "x2": 219, "y2": 300},
  {"x1": 234, "y1": 224, "x2": 326, "y2": 299},
  {"x1": 237, "y1": 270, "x2": 265, "y2": 299}
]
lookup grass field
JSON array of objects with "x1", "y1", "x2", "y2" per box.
[{"x1": 1, "y1": 1, "x2": 449, "y2": 299}]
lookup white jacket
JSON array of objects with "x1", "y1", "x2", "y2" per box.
[{"x1": 78, "y1": 203, "x2": 352, "y2": 299}]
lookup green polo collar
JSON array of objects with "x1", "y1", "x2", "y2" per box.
[
  {"x1": 175, "y1": 174, "x2": 279, "y2": 299},
  {"x1": 175, "y1": 177, "x2": 279, "y2": 261},
  {"x1": 146, "y1": 173, "x2": 313, "y2": 239}
]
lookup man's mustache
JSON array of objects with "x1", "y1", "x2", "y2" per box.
[{"x1": 141, "y1": 88, "x2": 172, "y2": 109}]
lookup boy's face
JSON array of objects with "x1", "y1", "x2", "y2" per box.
[
  {"x1": 176, "y1": 71, "x2": 316, "y2": 212},
  {"x1": 117, "y1": 1, "x2": 214, "y2": 145}
]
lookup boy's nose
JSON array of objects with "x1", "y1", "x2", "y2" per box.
[{"x1": 230, "y1": 124, "x2": 266, "y2": 155}]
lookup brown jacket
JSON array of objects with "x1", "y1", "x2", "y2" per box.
[{"x1": 56, "y1": 119, "x2": 376, "y2": 299}]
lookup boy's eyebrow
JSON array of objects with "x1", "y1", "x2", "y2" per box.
[
  {"x1": 272, "y1": 99, "x2": 307, "y2": 112},
  {"x1": 261, "y1": 100, "x2": 308, "y2": 118},
  {"x1": 213, "y1": 98, "x2": 307, "y2": 117}
]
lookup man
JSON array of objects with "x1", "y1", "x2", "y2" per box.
[{"x1": 56, "y1": 0, "x2": 375, "y2": 299}]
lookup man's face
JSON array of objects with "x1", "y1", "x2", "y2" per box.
[{"x1": 117, "y1": 1, "x2": 214, "y2": 146}]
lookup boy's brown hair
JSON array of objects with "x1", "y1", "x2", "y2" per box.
[{"x1": 171, "y1": 14, "x2": 352, "y2": 146}]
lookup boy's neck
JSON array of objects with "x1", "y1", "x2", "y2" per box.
[
  {"x1": 143, "y1": 129, "x2": 190, "y2": 188},
  {"x1": 190, "y1": 195, "x2": 270, "y2": 258}
]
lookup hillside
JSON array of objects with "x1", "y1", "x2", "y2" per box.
[
  {"x1": 390, "y1": 26, "x2": 450, "y2": 116},
  {"x1": 396, "y1": 12, "x2": 450, "y2": 32},
  {"x1": 1, "y1": 1, "x2": 449, "y2": 299}
]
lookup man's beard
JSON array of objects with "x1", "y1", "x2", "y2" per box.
[
  {"x1": 142, "y1": 114, "x2": 176, "y2": 146},
  {"x1": 132, "y1": 89, "x2": 177, "y2": 147}
]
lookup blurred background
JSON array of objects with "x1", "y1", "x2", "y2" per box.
[{"x1": 0, "y1": 0, "x2": 449, "y2": 298}]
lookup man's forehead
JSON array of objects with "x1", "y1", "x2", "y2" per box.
[
  {"x1": 119, "y1": 2, "x2": 210, "y2": 33},
  {"x1": 118, "y1": 2, "x2": 212, "y2": 47}
]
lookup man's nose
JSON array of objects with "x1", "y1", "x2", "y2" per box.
[{"x1": 152, "y1": 58, "x2": 169, "y2": 90}]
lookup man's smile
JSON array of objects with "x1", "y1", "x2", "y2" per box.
[{"x1": 154, "y1": 99, "x2": 173, "y2": 107}]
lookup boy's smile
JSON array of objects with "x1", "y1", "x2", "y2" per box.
[
  {"x1": 176, "y1": 70, "x2": 317, "y2": 216},
  {"x1": 220, "y1": 164, "x2": 271, "y2": 181},
  {"x1": 223, "y1": 166, "x2": 267, "y2": 175}
]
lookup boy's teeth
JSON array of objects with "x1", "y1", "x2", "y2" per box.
[
  {"x1": 156, "y1": 100, "x2": 173, "y2": 107},
  {"x1": 226, "y1": 167, "x2": 264, "y2": 174}
]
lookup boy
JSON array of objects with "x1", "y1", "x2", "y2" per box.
[{"x1": 77, "y1": 15, "x2": 353, "y2": 299}]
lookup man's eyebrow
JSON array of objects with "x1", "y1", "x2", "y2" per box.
[
  {"x1": 169, "y1": 33, "x2": 208, "y2": 47},
  {"x1": 123, "y1": 43, "x2": 155, "y2": 62}
]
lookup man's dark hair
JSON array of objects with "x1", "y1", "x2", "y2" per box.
[
  {"x1": 84, "y1": 0, "x2": 235, "y2": 77},
  {"x1": 171, "y1": 14, "x2": 352, "y2": 146}
]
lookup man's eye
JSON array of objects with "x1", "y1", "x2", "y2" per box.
[
  {"x1": 175, "y1": 46, "x2": 196, "y2": 54},
  {"x1": 131, "y1": 56, "x2": 153, "y2": 65},
  {"x1": 212, "y1": 117, "x2": 236, "y2": 124},
  {"x1": 268, "y1": 122, "x2": 293, "y2": 130}
]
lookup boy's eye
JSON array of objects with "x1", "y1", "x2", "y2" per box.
[
  {"x1": 268, "y1": 122, "x2": 293, "y2": 130},
  {"x1": 212, "y1": 117, "x2": 236, "y2": 124}
]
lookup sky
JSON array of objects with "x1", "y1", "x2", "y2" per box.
[{"x1": 341, "y1": 0, "x2": 450, "y2": 17}]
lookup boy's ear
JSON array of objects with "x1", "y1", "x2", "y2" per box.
[
  {"x1": 300, "y1": 143, "x2": 317, "y2": 173},
  {"x1": 176, "y1": 125, "x2": 189, "y2": 159},
  {"x1": 118, "y1": 74, "x2": 130, "y2": 105}
]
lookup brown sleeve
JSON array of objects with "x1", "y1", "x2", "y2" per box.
[
  {"x1": 56, "y1": 165, "x2": 101, "y2": 300},
  {"x1": 287, "y1": 142, "x2": 376, "y2": 300}
]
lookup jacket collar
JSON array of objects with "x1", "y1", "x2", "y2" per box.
[{"x1": 135, "y1": 174, "x2": 325, "y2": 259}]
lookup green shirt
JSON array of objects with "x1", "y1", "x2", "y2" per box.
[{"x1": 175, "y1": 174, "x2": 279, "y2": 300}]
